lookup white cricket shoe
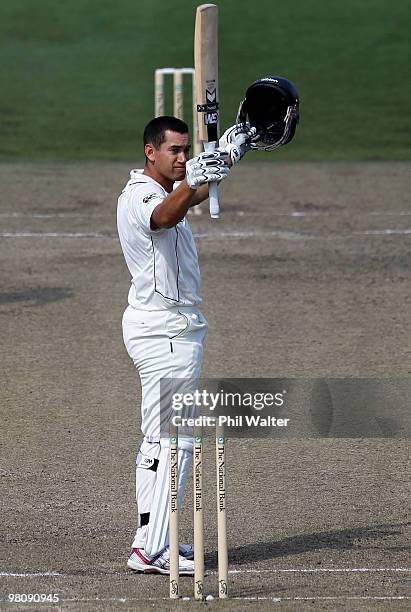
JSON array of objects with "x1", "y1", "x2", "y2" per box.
[{"x1": 127, "y1": 547, "x2": 194, "y2": 575}]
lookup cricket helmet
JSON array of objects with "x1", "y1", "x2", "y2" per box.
[{"x1": 236, "y1": 76, "x2": 300, "y2": 150}]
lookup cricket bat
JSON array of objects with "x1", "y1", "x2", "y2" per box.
[{"x1": 194, "y1": 4, "x2": 220, "y2": 219}]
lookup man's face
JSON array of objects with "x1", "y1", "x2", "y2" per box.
[{"x1": 145, "y1": 130, "x2": 190, "y2": 183}]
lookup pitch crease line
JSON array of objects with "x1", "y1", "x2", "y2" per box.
[
  {"x1": 1, "y1": 229, "x2": 410, "y2": 240},
  {"x1": 0, "y1": 572, "x2": 62, "y2": 577},
  {"x1": 238, "y1": 596, "x2": 410, "y2": 602},
  {"x1": 2, "y1": 567, "x2": 408, "y2": 578},
  {"x1": 0, "y1": 232, "x2": 111, "y2": 238},
  {"x1": 227, "y1": 567, "x2": 410, "y2": 574},
  {"x1": 60, "y1": 595, "x2": 410, "y2": 603}
]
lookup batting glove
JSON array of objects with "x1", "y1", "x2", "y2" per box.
[
  {"x1": 218, "y1": 123, "x2": 257, "y2": 165},
  {"x1": 186, "y1": 150, "x2": 229, "y2": 189}
]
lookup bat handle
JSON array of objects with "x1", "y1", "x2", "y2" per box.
[
  {"x1": 203, "y1": 141, "x2": 220, "y2": 219},
  {"x1": 209, "y1": 182, "x2": 220, "y2": 219}
]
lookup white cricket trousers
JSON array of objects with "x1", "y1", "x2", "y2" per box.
[{"x1": 122, "y1": 304, "x2": 208, "y2": 556}]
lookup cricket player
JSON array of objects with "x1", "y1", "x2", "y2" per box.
[{"x1": 117, "y1": 115, "x2": 255, "y2": 574}]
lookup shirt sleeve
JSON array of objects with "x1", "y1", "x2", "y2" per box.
[{"x1": 130, "y1": 183, "x2": 166, "y2": 234}]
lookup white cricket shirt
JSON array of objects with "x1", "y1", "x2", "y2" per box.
[{"x1": 117, "y1": 170, "x2": 202, "y2": 310}]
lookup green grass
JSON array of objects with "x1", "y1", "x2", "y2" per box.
[{"x1": 0, "y1": 0, "x2": 410, "y2": 160}]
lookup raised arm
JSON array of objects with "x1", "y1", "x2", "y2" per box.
[{"x1": 151, "y1": 150, "x2": 229, "y2": 229}]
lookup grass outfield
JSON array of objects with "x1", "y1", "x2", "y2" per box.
[{"x1": 0, "y1": 0, "x2": 410, "y2": 161}]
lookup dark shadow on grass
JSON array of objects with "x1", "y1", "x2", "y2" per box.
[
  {"x1": 0, "y1": 287, "x2": 73, "y2": 306},
  {"x1": 205, "y1": 522, "x2": 409, "y2": 569}
]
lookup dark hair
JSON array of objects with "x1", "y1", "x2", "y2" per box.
[{"x1": 143, "y1": 116, "x2": 189, "y2": 149}]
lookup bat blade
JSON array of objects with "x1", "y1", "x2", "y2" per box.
[{"x1": 194, "y1": 3, "x2": 220, "y2": 218}]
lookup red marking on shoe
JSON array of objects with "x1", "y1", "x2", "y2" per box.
[{"x1": 133, "y1": 548, "x2": 152, "y2": 565}]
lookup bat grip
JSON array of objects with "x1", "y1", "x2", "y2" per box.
[
  {"x1": 209, "y1": 182, "x2": 220, "y2": 219},
  {"x1": 204, "y1": 141, "x2": 220, "y2": 219}
]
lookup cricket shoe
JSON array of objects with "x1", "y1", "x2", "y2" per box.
[
  {"x1": 179, "y1": 544, "x2": 194, "y2": 560},
  {"x1": 127, "y1": 547, "x2": 194, "y2": 575}
]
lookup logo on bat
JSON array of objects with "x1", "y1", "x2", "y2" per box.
[
  {"x1": 206, "y1": 87, "x2": 216, "y2": 102},
  {"x1": 197, "y1": 102, "x2": 219, "y2": 112},
  {"x1": 197, "y1": 85, "x2": 218, "y2": 115},
  {"x1": 204, "y1": 112, "x2": 218, "y2": 125}
]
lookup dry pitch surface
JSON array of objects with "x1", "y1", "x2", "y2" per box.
[{"x1": 1, "y1": 161, "x2": 410, "y2": 610}]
